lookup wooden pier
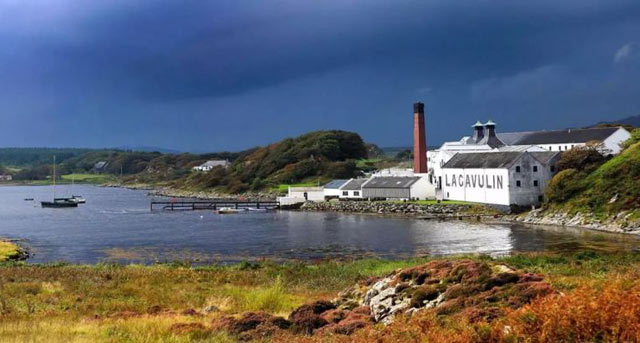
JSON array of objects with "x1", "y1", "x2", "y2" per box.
[{"x1": 150, "y1": 200, "x2": 280, "y2": 211}]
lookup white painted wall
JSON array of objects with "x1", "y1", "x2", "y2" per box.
[
  {"x1": 324, "y1": 188, "x2": 343, "y2": 199},
  {"x1": 409, "y1": 174, "x2": 436, "y2": 200},
  {"x1": 339, "y1": 189, "x2": 364, "y2": 199},
  {"x1": 442, "y1": 168, "x2": 511, "y2": 205},
  {"x1": 603, "y1": 128, "x2": 631, "y2": 155},
  {"x1": 288, "y1": 187, "x2": 325, "y2": 201}
]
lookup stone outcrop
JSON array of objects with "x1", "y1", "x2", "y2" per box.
[
  {"x1": 301, "y1": 201, "x2": 483, "y2": 216},
  {"x1": 511, "y1": 209, "x2": 640, "y2": 234},
  {"x1": 212, "y1": 259, "x2": 554, "y2": 340}
]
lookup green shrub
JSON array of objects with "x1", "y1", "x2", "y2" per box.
[{"x1": 545, "y1": 169, "x2": 586, "y2": 203}]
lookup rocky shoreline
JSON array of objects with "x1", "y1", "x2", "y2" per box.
[
  {"x1": 300, "y1": 200, "x2": 494, "y2": 217},
  {"x1": 508, "y1": 209, "x2": 640, "y2": 234}
]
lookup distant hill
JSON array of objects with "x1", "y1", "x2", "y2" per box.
[
  {"x1": 0, "y1": 147, "x2": 96, "y2": 167},
  {"x1": 160, "y1": 130, "x2": 368, "y2": 193},
  {"x1": 589, "y1": 114, "x2": 640, "y2": 129},
  {"x1": 114, "y1": 145, "x2": 182, "y2": 154}
]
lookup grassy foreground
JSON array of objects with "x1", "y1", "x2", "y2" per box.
[{"x1": 0, "y1": 252, "x2": 639, "y2": 342}]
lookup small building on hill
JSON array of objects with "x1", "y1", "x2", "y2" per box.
[
  {"x1": 93, "y1": 161, "x2": 109, "y2": 173},
  {"x1": 193, "y1": 160, "x2": 230, "y2": 171},
  {"x1": 339, "y1": 178, "x2": 369, "y2": 199},
  {"x1": 362, "y1": 176, "x2": 434, "y2": 200},
  {"x1": 441, "y1": 151, "x2": 561, "y2": 209},
  {"x1": 0, "y1": 175, "x2": 12, "y2": 182},
  {"x1": 323, "y1": 179, "x2": 349, "y2": 200}
]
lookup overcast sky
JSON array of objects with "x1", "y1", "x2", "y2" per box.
[{"x1": 1, "y1": 0, "x2": 639, "y2": 152}]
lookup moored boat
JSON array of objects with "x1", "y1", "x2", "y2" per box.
[
  {"x1": 71, "y1": 195, "x2": 86, "y2": 204},
  {"x1": 217, "y1": 207, "x2": 243, "y2": 214},
  {"x1": 41, "y1": 156, "x2": 78, "y2": 209},
  {"x1": 41, "y1": 198, "x2": 79, "y2": 208}
]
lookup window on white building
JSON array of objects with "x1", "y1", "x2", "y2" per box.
[
  {"x1": 516, "y1": 180, "x2": 521, "y2": 187},
  {"x1": 515, "y1": 166, "x2": 521, "y2": 173},
  {"x1": 354, "y1": 191, "x2": 360, "y2": 196},
  {"x1": 534, "y1": 180, "x2": 539, "y2": 186},
  {"x1": 533, "y1": 166, "x2": 538, "y2": 172},
  {"x1": 342, "y1": 191, "x2": 348, "y2": 196}
]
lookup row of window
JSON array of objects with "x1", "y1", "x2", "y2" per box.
[
  {"x1": 342, "y1": 191, "x2": 360, "y2": 196},
  {"x1": 549, "y1": 144, "x2": 575, "y2": 151},
  {"x1": 515, "y1": 180, "x2": 539, "y2": 187},
  {"x1": 515, "y1": 165, "x2": 539, "y2": 172},
  {"x1": 515, "y1": 165, "x2": 556, "y2": 173}
]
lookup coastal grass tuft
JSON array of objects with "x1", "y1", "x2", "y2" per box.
[{"x1": 0, "y1": 241, "x2": 22, "y2": 261}]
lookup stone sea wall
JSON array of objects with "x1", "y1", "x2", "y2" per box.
[{"x1": 300, "y1": 201, "x2": 483, "y2": 216}]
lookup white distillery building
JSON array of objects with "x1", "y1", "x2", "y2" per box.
[
  {"x1": 428, "y1": 121, "x2": 630, "y2": 191},
  {"x1": 362, "y1": 176, "x2": 435, "y2": 201},
  {"x1": 323, "y1": 179, "x2": 349, "y2": 200},
  {"x1": 441, "y1": 151, "x2": 561, "y2": 208},
  {"x1": 339, "y1": 178, "x2": 369, "y2": 199},
  {"x1": 193, "y1": 160, "x2": 230, "y2": 171}
]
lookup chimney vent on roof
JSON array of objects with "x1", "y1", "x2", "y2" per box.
[
  {"x1": 484, "y1": 120, "x2": 497, "y2": 137},
  {"x1": 472, "y1": 121, "x2": 484, "y2": 143}
]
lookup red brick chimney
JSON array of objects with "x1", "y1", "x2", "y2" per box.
[{"x1": 413, "y1": 102, "x2": 427, "y2": 174}]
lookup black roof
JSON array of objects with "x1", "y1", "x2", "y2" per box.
[
  {"x1": 443, "y1": 151, "x2": 560, "y2": 169},
  {"x1": 362, "y1": 177, "x2": 420, "y2": 189},
  {"x1": 510, "y1": 127, "x2": 620, "y2": 145},
  {"x1": 443, "y1": 152, "x2": 522, "y2": 169},
  {"x1": 341, "y1": 178, "x2": 369, "y2": 190}
]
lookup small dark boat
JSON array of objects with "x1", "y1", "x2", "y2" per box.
[
  {"x1": 24, "y1": 198, "x2": 34, "y2": 201},
  {"x1": 41, "y1": 198, "x2": 78, "y2": 208}
]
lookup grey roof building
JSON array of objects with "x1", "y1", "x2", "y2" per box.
[
  {"x1": 507, "y1": 127, "x2": 620, "y2": 145},
  {"x1": 362, "y1": 176, "x2": 433, "y2": 200},
  {"x1": 441, "y1": 151, "x2": 562, "y2": 208},
  {"x1": 342, "y1": 178, "x2": 369, "y2": 190},
  {"x1": 443, "y1": 151, "x2": 560, "y2": 169}
]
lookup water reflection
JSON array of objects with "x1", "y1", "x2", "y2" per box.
[{"x1": 0, "y1": 185, "x2": 638, "y2": 264}]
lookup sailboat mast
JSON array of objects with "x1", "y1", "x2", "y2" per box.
[{"x1": 53, "y1": 155, "x2": 56, "y2": 200}]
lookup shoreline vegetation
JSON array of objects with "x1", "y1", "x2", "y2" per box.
[
  {"x1": 0, "y1": 240, "x2": 29, "y2": 262},
  {"x1": 0, "y1": 252, "x2": 638, "y2": 342}
]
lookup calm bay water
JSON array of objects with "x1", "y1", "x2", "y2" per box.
[{"x1": 0, "y1": 185, "x2": 638, "y2": 264}]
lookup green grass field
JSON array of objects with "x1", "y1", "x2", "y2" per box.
[
  {"x1": 60, "y1": 173, "x2": 116, "y2": 184},
  {"x1": 273, "y1": 182, "x2": 321, "y2": 192}
]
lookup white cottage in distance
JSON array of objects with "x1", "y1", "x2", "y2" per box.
[{"x1": 193, "y1": 160, "x2": 230, "y2": 171}]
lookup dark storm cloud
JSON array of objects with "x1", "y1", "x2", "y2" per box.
[{"x1": 1, "y1": 0, "x2": 640, "y2": 150}]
